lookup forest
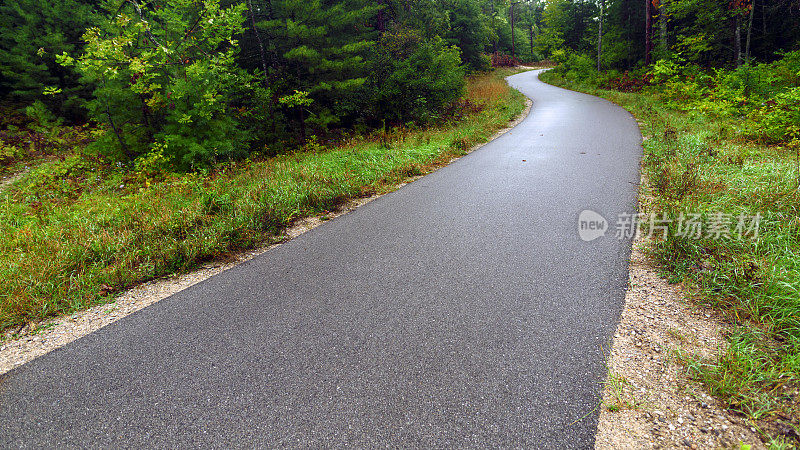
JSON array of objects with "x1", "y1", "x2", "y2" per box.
[
  {"x1": 0, "y1": 0, "x2": 547, "y2": 170},
  {"x1": 3, "y1": 0, "x2": 799, "y2": 170}
]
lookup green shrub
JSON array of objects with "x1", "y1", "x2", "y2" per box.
[
  {"x1": 368, "y1": 28, "x2": 465, "y2": 124},
  {"x1": 550, "y1": 50, "x2": 597, "y2": 84},
  {"x1": 24, "y1": 101, "x2": 62, "y2": 133},
  {"x1": 564, "y1": 53, "x2": 595, "y2": 82},
  {"x1": 769, "y1": 50, "x2": 800, "y2": 87},
  {"x1": 650, "y1": 57, "x2": 687, "y2": 84},
  {"x1": 595, "y1": 69, "x2": 622, "y2": 87},
  {"x1": 63, "y1": 0, "x2": 251, "y2": 170},
  {"x1": 748, "y1": 87, "x2": 800, "y2": 143}
]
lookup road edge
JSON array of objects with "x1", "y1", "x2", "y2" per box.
[{"x1": 593, "y1": 177, "x2": 766, "y2": 449}]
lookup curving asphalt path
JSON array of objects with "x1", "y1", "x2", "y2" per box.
[{"x1": 0, "y1": 70, "x2": 642, "y2": 448}]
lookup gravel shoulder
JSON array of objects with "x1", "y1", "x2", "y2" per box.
[
  {"x1": 595, "y1": 210, "x2": 765, "y2": 449},
  {"x1": 0, "y1": 97, "x2": 533, "y2": 376}
]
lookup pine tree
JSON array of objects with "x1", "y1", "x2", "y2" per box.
[
  {"x1": 257, "y1": 0, "x2": 380, "y2": 133},
  {"x1": 0, "y1": 0, "x2": 98, "y2": 120},
  {"x1": 441, "y1": 0, "x2": 490, "y2": 69}
]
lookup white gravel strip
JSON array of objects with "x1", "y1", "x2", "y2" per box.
[{"x1": 595, "y1": 188, "x2": 765, "y2": 449}]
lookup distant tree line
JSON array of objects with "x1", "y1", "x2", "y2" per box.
[{"x1": 536, "y1": 0, "x2": 800, "y2": 71}]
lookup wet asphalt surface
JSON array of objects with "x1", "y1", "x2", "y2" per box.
[{"x1": 0, "y1": 70, "x2": 642, "y2": 448}]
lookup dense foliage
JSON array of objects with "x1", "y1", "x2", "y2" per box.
[
  {"x1": 545, "y1": 0, "x2": 800, "y2": 149},
  {"x1": 3, "y1": 0, "x2": 797, "y2": 170},
  {"x1": 540, "y1": 0, "x2": 800, "y2": 70},
  {"x1": 0, "y1": 0, "x2": 98, "y2": 120},
  {"x1": 0, "y1": 0, "x2": 544, "y2": 171}
]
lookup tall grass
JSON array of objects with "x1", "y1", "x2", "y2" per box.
[
  {"x1": 540, "y1": 71, "x2": 800, "y2": 432},
  {"x1": 0, "y1": 69, "x2": 527, "y2": 332}
]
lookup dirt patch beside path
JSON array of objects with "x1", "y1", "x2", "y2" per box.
[
  {"x1": 595, "y1": 233, "x2": 765, "y2": 449},
  {"x1": 0, "y1": 169, "x2": 27, "y2": 192}
]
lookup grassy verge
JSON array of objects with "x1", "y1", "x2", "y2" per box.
[
  {"x1": 0, "y1": 68, "x2": 527, "y2": 335},
  {"x1": 540, "y1": 71, "x2": 800, "y2": 444}
]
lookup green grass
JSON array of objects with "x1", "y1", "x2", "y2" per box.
[
  {"x1": 603, "y1": 371, "x2": 643, "y2": 412},
  {"x1": 0, "y1": 68, "x2": 528, "y2": 334},
  {"x1": 540, "y1": 71, "x2": 800, "y2": 440}
]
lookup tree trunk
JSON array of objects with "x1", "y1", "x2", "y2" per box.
[
  {"x1": 247, "y1": 0, "x2": 269, "y2": 75},
  {"x1": 298, "y1": 108, "x2": 306, "y2": 144},
  {"x1": 511, "y1": 3, "x2": 516, "y2": 61},
  {"x1": 492, "y1": 0, "x2": 498, "y2": 54},
  {"x1": 659, "y1": 2, "x2": 667, "y2": 53},
  {"x1": 597, "y1": 0, "x2": 604, "y2": 71},
  {"x1": 138, "y1": 94, "x2": 154, "y2": 143},
  {"x1": 734, "y1": 15, "x2": 742, "y2": 67},
  {"x1": 100, "y1": 76, "x2": 132, "y2": 161},
  {"x1": 645, "y1": 0, "x2": 653, "y2": 65},
  {"x1": 127, "y1": 0, "x2": 163, "y2": 49},
  {"x1": 745, "y1": 0, "x2": 755, "y2": 63},
  {"x1": 376, "y1": 0, "x2": 385, "y2": 31},
  {"x1": 627, "y1": 1, "x2": 633, "y2": 67},
  {"x1": 530, "y1": 25, "x2": 534, "y2": 61}
]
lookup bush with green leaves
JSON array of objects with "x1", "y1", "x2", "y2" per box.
[
  {"x1": 551, "y1": 50, "x2": 595, "y2": 82},
  {"x1": 748, "y1": 87, "x2": 800, "y2": 143},
  {"x1": 533, "y1": 28, "x2": 566, "y2": 60},
  {"x1": 367, "y1": 28, "x2": 465, "y2": 125},
  {"x1": 649, "y1": 57, "x2": 689, "y2": 84},
  {"x1": 62, "y1": 0, "x2": 251, "y2": 170}
]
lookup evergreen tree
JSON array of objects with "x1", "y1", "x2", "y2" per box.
[
  {"x1": 383, "y1": 0, "x2": 490, "y2": 70},
  {"x1": 386, "y1": 0, "x2": 451, "y2": 38},
  {"x1": 441, "y1": 0, "x2": 491, "y2": 69},
  {"x1": 258, "y1": 0, "x2": 380, "y2": 132},
  {"x1": 600, "y1": 0, "x2": 645, "y2": 68},
  {"x1": 0, "y1": 0, "x2": 98, "y2": 120}
]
